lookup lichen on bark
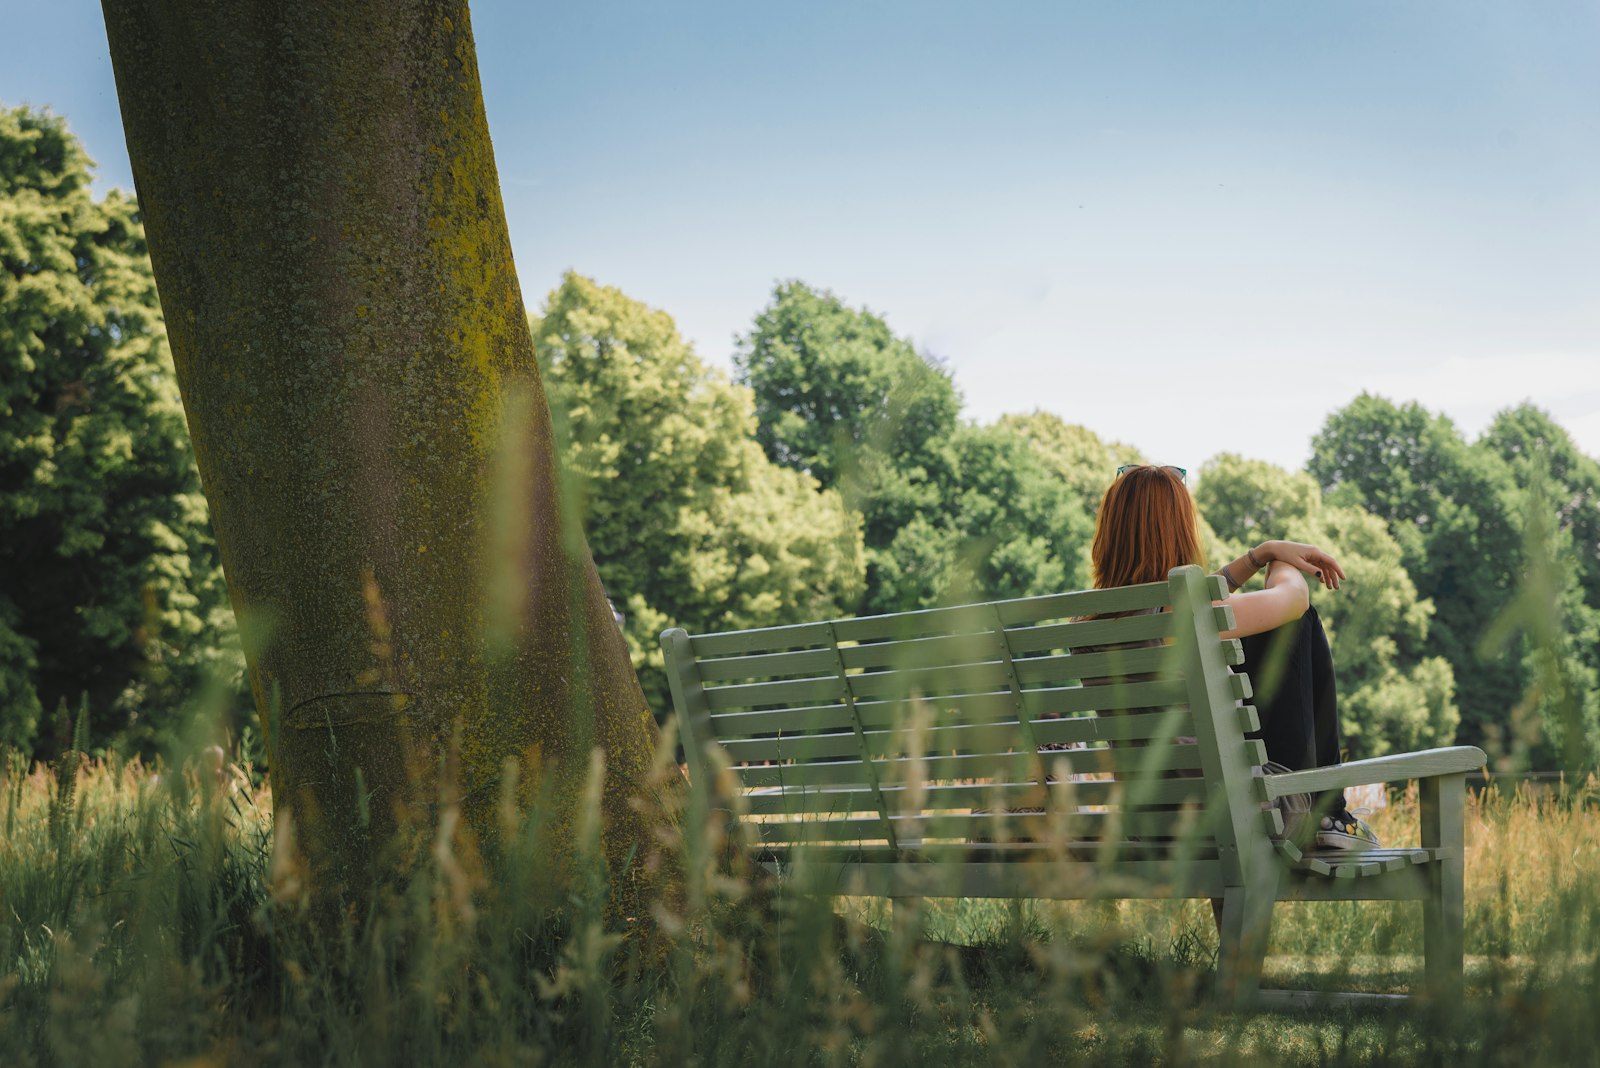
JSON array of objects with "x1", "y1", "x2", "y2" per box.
[{"x1": 100, "y1": 0, "x2": 677, "y2": 908}]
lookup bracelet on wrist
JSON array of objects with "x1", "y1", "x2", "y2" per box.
[{"x1": 1247, "y1": 546, "x2": 1264, "y2": 570}]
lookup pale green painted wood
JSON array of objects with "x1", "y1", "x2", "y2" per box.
[
  {"x1": 687, "y1": 580, "x2": 1177, "y2": 657},
  {"x1": 699, "y1": 646, "x2": 1190, "y2": 711},
  {"x1": 1011, "y1": 645, "x2": 1177, "y2": 684},
  {"x1": 1167, "y1": 572, "x2": 1278, "y2": 881},
  {"x1": 689, "y1": 621, "x2": 835, "y2": 658},
  {"x1": 719, "y1": 729, "x2": 1209, "y2": 771},
  {"x1": 823, "y1": 621, "x2": 899, "y2": 849},
  {"x1": 707, "y1": 702, "x2": 856, "y2": 736},
  {"x1": 704, "y1": 680, "x2": 1196, "y2": 739},
  {"x1": 743, "y1": 809, "x2": 1221, "y2": 845},
  {"x1": 735, "y1": 753, "x2": 1037, "y2": 788},
  {"x1": 711, "y1": 710, "x2": 1200, "y2": 757},
  {"x1": 701, "y1": 674, "x2": 847, "y2": 712},
  {"x1": 713, "y1": 705, "x2": 1199, "y2": 749},
  {"x1": 662, "y1": 627, "x2": 714, "y2": 785},
  {"x1": 752, "y1": 838, "x2": 1220, "y2": 863},
  {"x1": 736, "y1": 776, "x2": 1211, "y2": 815},
  {"x1": 695, "y1": 646, "x2": 840, "y2": 683},
  {"x1": 1260, "y1": 747, "x2": 1487, "y2": 799},
  {"x1": 691, "y1": 605, "x2": 1237, "y2": 682},
  {"x1": 1216, "y1": 883, "x2": 1276, "y2": 1006},
  {"x1": 732, "y1": 741, "x2": 1203, "y2": 783},
  {"x1": 1422, "y1": 772, "x2": 1466, "y2": 1002},
  {"x1": 984, "y1": 604, "x2": 1052, "y2": 795},
  {"x1": 784, "y1": 858, "x2": 1227, "y2": 899},
  {"x1": 660, "y1": 564, "x2": 1480, "y2": 1006},
  {"x1": 995, "y1": 612, "x2": 1177, "y2": 655}
]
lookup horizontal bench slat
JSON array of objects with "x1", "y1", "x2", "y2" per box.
[
  {"x1": 831, "y1": 603, "x2": 1001, "y2": 644},
  {"x1": 829, "y1": 583, "x2": 1175, "y2": 645},
  {"x1": 1011, "y1": 645, "x2": 1176, "y2": 685},
  {"x1": 692, "y1": 627, "x2": 1234, "y2": 695},
  {"x1": 702, "y1": 674, "x2": 843, "y2": 711},
  {"x1": 853, "y1": 678, "x2": 1193, "y2": 720},
  {"x1": 708, "y1": 703, "x2": 857, "y2": 738},
  {"x1": 845, "y1": 660, "x2": 1013, "y2": 700},
  {"x1": 1033, "y1": 708, "x2": 1195, "y2": 745},
  {"x1": 992, "y1": 581, "x2": 1177, "y2": 625},
  {"x1": 688, "y1": 621, "x2": 835, "y2": 658},
  {"x1": 701, "y1": 653, "x2": 1187, "y2": 712},
  {"x1": 847, "y1": 713, "x2": 1198, "y2": 757},
  {"x1": 704, "y1": 678, "x2": 1193, "y2": 738},
  {"x1": 746, "y1": 809, "x2": 1219, "y2": 845},
  {"x1": 1035, "y1": 678, "x2": 1191, "y2": 716},
  {"x1": 835, "y1": 610, "x2": 1207, "y2": 669},
  {"x1": 786, "y1": 857, "x2": 1226, "y2": 900},
  {"x1": 844, "y1": 631, "x2": 1003, "y2": 672},
  {"x1": 686, "y1": 583, "x2": 1178, "y2": 658},
  {"x1": 735, "y1": 776, "x2": 1211, "y2": 815},
  {"x1": 720, "y1": 730, "x2": 857, "y2": 762},
  {"x1": 695, "y1": 646, "x2": 840, "y2": 683},
  {"x1": 735, "y1": 752, "x2": 1037, "y2": 788},
  {"x1": 717, "y1": 718, "x2": 1207, "y2": 763},
  {"x1": 1000, "y1": 612, "x2": 1173, "y2": 655},
  {"x1": 758, "y1": 840, "x2": 1220, "y2": 862},
  {"x1": 725, "y1": 738, "x2": 1206, "y2": 779}
]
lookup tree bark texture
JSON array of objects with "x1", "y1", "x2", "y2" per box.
[{"x1": 100, "y1": 0, "x2": 669, "y2": 898}]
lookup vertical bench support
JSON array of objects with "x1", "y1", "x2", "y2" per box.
[
  {"x1": 1169, "y1": 566, "x2": 1279, "y2": 1006},
  {"x1": 663, "y1": 628, "x2": 712, "y2": 785},
  {"x1": 1420, "y1": 772, "x2": 1466, "y2": 1003},
  {"x1": 988, "y1": 605, "x2": 1051, "y2": 805},
  {"x1": 824, "y1": 622, "x2": 899, "y2": 852}
]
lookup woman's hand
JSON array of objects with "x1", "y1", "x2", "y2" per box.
[{"x1": 1263, "y1": 541, "x2": 1346, "y2": 590}]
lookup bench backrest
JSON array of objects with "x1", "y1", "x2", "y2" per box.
[{"x1": 662, "y1": 565, "x2": 1278, "y2": 892}]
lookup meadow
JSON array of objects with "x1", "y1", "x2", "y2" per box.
[{"x1": 4, "y1": 744, "x2": 1599, "y2": 1067}]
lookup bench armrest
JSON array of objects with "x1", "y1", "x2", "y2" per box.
[{"x1": 1260, "y1": 746, "x2": 1486, "y2": 801}]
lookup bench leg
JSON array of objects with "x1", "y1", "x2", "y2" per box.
[
  {"x1": 1421, "y1": 773, "x2": 1466, "y2": 1003},
  {"x1": 1215, "y1": 887, "x2": 1274, "y2": 1008}
]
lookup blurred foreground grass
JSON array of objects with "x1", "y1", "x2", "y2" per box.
[{"x1": 4, "y1": 750, "x2": 1599, "y2": 1066}]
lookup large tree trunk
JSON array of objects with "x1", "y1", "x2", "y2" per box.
[{"x1": 100, "y1": 0, "x2": 672, "y2": 901}]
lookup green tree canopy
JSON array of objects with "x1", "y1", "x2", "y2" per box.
[
  {"x1": 534, "y1": 273, "x2": 864, "y2": 715},
  {"x1": 869, "y1": 422, "x2": 1094, "y2": 611},
  {"x1": 0, "y1": 105, "x2": 238, "y2": 752},
  {"x1": 735, "y1": 280, "x2": 960, "y2": 499},
  {"x1": 1196, "y1": 452, "x2": 1458, "y2": 757},
  {"x1": 997, "y1": 412, "x2": 1145, "y2": 511},
  {"x1": 1476, "y1": 405, "x2": 1600, "y2": 769},
  {"x1": 737, "y1": 283, "x2": 1091, "y2": 614},
  {"x1": 1310, "y1": 394, "x2": 1523, "y2": 754},
  {"x1": 1481, "y1": 404, "x2": 1600, "y2": 606}
]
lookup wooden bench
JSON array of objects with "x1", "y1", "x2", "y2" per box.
[{"x1": 661, "y1": 565, "x2": 1486, "y2": 1008}]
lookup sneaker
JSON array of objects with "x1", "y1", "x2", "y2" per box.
[{"x1": 1315, "y1": 810, "x2": 1380, "y2": 851}]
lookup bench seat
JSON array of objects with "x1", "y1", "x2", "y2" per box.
[{"x1": 664, "y1": 565, "x2": 1485, "y2": 1007}]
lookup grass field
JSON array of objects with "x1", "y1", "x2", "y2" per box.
[{"x1": 4, "y1": 749, "x2": 1599, "y2": 1066}]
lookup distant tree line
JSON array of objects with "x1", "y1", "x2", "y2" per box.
[{"x1": 5, "y1": 106, "x2": 1597, "y2": 769}]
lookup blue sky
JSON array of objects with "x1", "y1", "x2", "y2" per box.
[{"x1": 4, "y1": 1, "x2": 1598, "y2": 473}]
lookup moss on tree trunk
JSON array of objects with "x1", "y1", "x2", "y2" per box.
[{"x1": 100, "y1": 0, "x2": 673, "y2": 903}]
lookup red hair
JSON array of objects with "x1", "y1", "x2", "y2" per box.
[{"x1": 1092, "y1": 466, "x2": 1205, "y2": 588}]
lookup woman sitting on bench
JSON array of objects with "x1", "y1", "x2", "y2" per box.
[{"x1": 1094, "y1": 463, "x2": 1378, "y2": 851}]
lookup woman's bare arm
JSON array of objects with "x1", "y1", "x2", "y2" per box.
[
  {"x1": 1220, "y1": 560, "x2": 1309, "y2": 639},
  {"x1": 1215, "y1": 539, "x2": 1346, "y2": 592}
]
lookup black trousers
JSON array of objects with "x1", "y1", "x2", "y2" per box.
[{"x1": 1238, "y1": 605, "x2": 1347, "y2": 817}]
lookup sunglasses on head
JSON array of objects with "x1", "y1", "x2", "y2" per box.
[{"x1": 1116, "y1": 464, "x2": 1187, "y2": 483}]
